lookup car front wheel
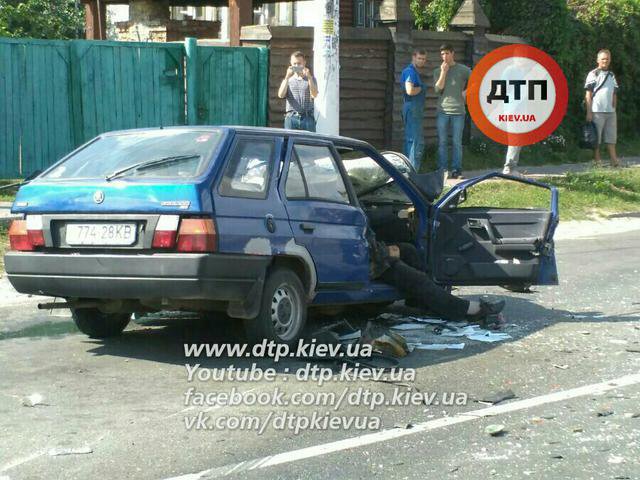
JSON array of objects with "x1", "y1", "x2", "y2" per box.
[
  {"x1": 244, "y1": 267, "x2": 307, "y2": 346},
  {"x1": 71, "y1": 308, "x2": 131, "y2": 338}
]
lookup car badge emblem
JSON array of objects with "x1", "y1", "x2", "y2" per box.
[{"x1": 93, "y1": 190, "x2": 105, "y2": 204}]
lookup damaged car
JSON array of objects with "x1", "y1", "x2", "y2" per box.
[{"x1": 4, "y1": 127, "x2": 559, "y2": 344}]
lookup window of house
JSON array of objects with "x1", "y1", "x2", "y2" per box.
[{"x1": 219, "y1": 137, "x2": 274, "y2": 199}]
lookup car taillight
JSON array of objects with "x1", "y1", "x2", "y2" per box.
[
  {"x1": 152, "y1": 215, "x2": 180, "y2": 249},
  {"x1": 9, "y1": 220, "x2": 34, "y2": 251},
  {"x1": 176, "y1": 218, "x2": 217, "y2": 253},
  {"x1": 26, "y1": 215, "x2": 45, "y2": 247}
]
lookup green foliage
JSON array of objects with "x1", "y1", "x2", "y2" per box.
[
  {"x1": 0, "y1": 0, "x2": 84, "y2": 39},
  {"x1": 459, "y1": 168, "x2": 640, "y2": 220},
  {"x1": 410, "y1": 0, "x2": 640, "y2": 140},
  {"x1": 410, "y1": 0, "x2": 461, "y2": 30}
]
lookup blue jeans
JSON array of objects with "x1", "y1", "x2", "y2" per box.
[
  {"x1": 284, "y1": 114, "x2": 316, "y2": 132},
  {"x1": 402, "y1": 103, "x2": 424, "y2": 170},
  {"x1": 437, "y1": 111, "x2": 465, "y2": 171}
]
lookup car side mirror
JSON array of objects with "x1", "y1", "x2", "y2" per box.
[{"x1": 457, "y1": 189, "x2": 467, "y2": 205}]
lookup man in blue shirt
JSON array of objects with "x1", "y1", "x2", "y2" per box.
[{"x1": 401, "y1": 49, "x2": 427, "y2": 169}]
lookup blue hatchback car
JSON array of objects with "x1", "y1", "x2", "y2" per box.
[{"x1": 5, "y1": 127, "x2": 558, "y2": 344}]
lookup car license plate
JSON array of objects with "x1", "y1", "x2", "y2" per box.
[{"x1": 66, "y1": 223, "x2": 137, "y2": 246}]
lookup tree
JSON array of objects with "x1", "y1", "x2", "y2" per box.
[{"x1": 0, "y1": 0, "x2": 84, "y2": 39}]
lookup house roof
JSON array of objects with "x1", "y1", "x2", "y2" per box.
[{"x1": 450, "y1": 0, "x2": 490, "y2": 29}]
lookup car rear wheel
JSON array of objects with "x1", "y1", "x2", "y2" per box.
[
  {"x1": 71, "y1": 308, "x2": 131, "y2": 338},
  {"x1": 244, "y1": 267, "x2": 307, "y2": 346}
]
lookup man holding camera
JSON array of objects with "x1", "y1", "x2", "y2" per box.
[{"x1": 278, "y1": 51, "x2": 318, "y2": 132}]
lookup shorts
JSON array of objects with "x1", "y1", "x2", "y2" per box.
[{"x1": 592, "y1": 112, "x2": 617, "y2": 145}]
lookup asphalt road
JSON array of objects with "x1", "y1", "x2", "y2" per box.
[{"x1": 1, "y1": 230, "x2": 639, "y2": 480}]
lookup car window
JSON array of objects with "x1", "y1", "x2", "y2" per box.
[
  {"x1": 219, "y1": 137, "x2": 274, "y2": 199},
  {"x1": 42, "y1": 129, "x2": 223, "y2": 180},
  {"x1": 293, "y1": 144, "x2": 349, "y2": 204},
  {"x1": 340, "y1": 150, "x2": 412, "y2": 196},
  {"x1": 285, "y1": 156, "x2": 307, "y2": 199}
]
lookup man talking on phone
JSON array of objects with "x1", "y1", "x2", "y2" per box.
[{"x1": 278, "y1": 51, "x2": 318, "y2": 132}]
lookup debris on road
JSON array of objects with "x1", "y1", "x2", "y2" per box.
[
  {"x1": 608, "y1": 455, "x2": 626, "y2": 464},
  {"x1": 596, "y1": 410, "x2": 614, "y2": 417},
  {"x1": 476, "y1": 389, "x2": 516, "y2": 405},
  {"x1": 553, "y1": 364, "x2": 569, "y2": 369},
  {"x1": 485, "y1": 424, "x2": 506, "y2": 436},
  {"x1": 48, "y1": 446, "x2": 93, "y2": 457},
  {"x1": 322, "y1": 312, "x2": 514, "y2": 357},
  {"x1": 411, "y1": 343, "x2": 465, "y2": 351},
  {"x1": 21, "y1": 393, "x2": 48, "y2": 407}
]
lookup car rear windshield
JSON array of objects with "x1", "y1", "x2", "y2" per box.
[{"x1": 42, "y1": 129, "x2": 224, "y2": 180}]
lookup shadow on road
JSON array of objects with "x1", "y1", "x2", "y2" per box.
[{"x1": 81, "y1": 295, "x2": 640, "y2": 372}]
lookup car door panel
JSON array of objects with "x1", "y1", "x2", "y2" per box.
[
  {"x1": 431, "y1": 173, "x2": 558, "y2": 286},
  {"x1": 280, "y1": 140, "x2": 370, "y2": 289}
]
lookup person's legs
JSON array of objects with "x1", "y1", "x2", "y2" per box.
[
  {"x1": 436, "y1": 111, "x2": 449, "y2": 171},
  {"x1": 284, "y1": 115, "x2": 294, "y2": 130},
  {"x1": 410, "y1": 108, "x2": 425, "y2": 171},
  {"x1": 302, "y1": 116, "x2": 316, "y2": 132},
  {"x1": 603, "y1": 113, "x2": 619, "y2": 166},
  {"x1": 450, "y1": 114, "x2": 465, "y2": 173},
  {"x1": 503, "y1": 145, "x2": 522, "y2": 174},
  {"x1": 381, "y1": 259, "x2": 470, "y2": 320},
  {"x1": 592, "y1": 113, "x2": 605, "y2": 165},
  {"x1": 397, "y1": 243, "x2": 424, "y2": 270},
  {"x1": 403, "y1": 104, "x2": 416, "y2": 166}
]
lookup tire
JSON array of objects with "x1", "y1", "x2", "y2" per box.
[
  {"x1": 243, "y1": 267, "x2": 307, "y2": 346},
  {"x1": 71, "y1": 308, "x2": 131, "y2": 339}
]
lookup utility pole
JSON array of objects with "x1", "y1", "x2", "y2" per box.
[{"x1": 313, "y1": 0, "x2": 340, "y2": 135}]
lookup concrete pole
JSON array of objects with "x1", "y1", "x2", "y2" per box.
[{"x1": 313, "y1": 0, "x2": 340, "y2": 135}]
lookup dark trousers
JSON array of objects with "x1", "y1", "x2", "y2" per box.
[{"x1": 380, "y1": 243, "x2": 470, "y2": 320}]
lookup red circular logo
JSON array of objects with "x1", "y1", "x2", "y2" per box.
[{"x1": 467, "y1": 45, "x2": 568, "y2": 146}]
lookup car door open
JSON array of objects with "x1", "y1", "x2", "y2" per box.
[{"x1": 430, "y1": 173, "x2": 559, "y2": 287}]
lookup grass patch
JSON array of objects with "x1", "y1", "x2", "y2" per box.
[
  {"x1": 420, "y1": 135, "x2": 640, "y2": 172},
  {"x1": 0, "y1": 179, "x2": 21, "y2": 203},
  {"x1": 461, "y1": 168, "x2": 640, "y2": 221}
]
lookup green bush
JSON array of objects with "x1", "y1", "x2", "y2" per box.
[
  {"x1": 0, "y1": 0, "x2": 84, "y2": 39},
  {"x1": 410, "y1": 0, "x2": 640, "y2": 140}
]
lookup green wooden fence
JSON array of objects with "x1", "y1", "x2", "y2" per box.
[{"x1": 0, "y1": 38, "x2": 269, "y2": 178}]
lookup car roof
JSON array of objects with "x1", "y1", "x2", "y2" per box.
[{"x1": 100, "y1": 126, "x2": 375, "y2": 151}]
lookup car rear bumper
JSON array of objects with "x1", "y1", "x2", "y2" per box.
[{"x1": 4, "y1": 252, "x2": 271, "y2": 301}]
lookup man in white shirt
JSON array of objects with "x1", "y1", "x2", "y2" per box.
[{"x1": 584, "y1": 49, "x2": 620, "y2": 167}]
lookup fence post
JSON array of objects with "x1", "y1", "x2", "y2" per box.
[
  {"x1": 257, "y1": 47, "x2": 269, "y2": 127},
  {"x1": 185, "y1": 37, "x2": 199, "y2": 125}
]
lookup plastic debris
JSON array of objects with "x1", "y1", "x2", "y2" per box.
[
  {"x1": 467, "y1": 332, "x2": 512, "y2": 343},
  {"x1": 389, "y1": 323, "x2": 426, "y2": 331},
  {"x1": 48, "y1": 447, "x2": 93, "y2": 457},
  {"x1": 553, "y1": 364, "x2": 569, "y2": 370},
  {"x1": 337, "y1": 330, "x2": 361, "y2": 342}
]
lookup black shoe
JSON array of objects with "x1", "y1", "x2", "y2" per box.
[
  {"x1": 450, "y1": 170, "x2": 463, "y2": 179},
  {"x1": 467, "y1": 298, "x2": 505, "y2": 325}
]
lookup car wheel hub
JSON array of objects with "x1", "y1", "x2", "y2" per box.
[{"x1": 271, "y1": 285, "x2": 299, "y2": 339}]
